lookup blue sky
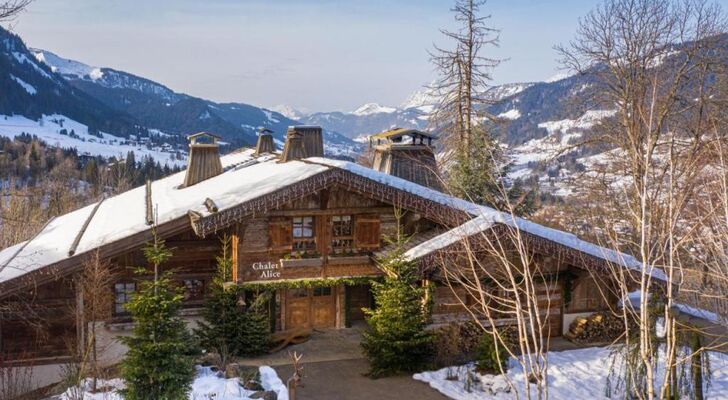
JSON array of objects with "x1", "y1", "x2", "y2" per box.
[{"x1": 10, "y1": 0, "x2": 600, "y2": 112}]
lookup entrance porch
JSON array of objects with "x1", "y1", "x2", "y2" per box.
[{"x1": 274, "y1": 283, "x2": 372, "y2": 331}]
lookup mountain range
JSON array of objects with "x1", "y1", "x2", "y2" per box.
[
  {"x1": 0, "y1": 26, "x2": 359, "y2": 164},
  {"x1": 1, "y1": 24, "x2": 670, "y2": 200}
]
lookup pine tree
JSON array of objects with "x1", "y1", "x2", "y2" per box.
[
  {"x1": 238, "y1": 293, "x2": 271, "y2": 356},
  {"x1": 119, "y1": 233, "x2": 196, "y2": 400},
  {"x1": 196, "y1": 236, "x2": 270, "y2": 358},
  {"x1": 449, "y1": 125, "x2": 538, "y2": 216},
  {"x1": 361, "y1": 238, "x2": 433, "y2": 378}
]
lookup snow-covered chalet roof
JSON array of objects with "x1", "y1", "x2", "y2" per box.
[
  {"x1": 0, "y1": 149, "x2": 666, "y2": 293},
  {"x1": 403, "y1": 213, "x2": 667, "y2": 282}
]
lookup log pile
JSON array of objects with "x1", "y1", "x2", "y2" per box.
[{"x1": 564, "y1": 312, "x2": 630, "y2": 343}]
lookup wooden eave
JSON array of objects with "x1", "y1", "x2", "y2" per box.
[{"x1": 189, "y1": 166, "x2": 471, "y2": 237}]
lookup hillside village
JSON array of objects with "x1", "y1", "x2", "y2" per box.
[{"x1": 1, "y1": 0, "x2": 728, "y2": 400}]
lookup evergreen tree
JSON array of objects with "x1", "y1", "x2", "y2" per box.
[
  {"x1": 119, "y1": 233, "x2": 196, "y2": 400},
  {"x1": 449, "y1": 125, "x2": 538, "y2": 216},
  {"x1": 361, "y1": 237, "x2": 433, "y2": 378},
  {"x1": 84, "y1": 159, "x2": 99, "y2": 185},
  {"x1": 196, "y1": 236, "x2": 270, "y2": 358},
  {"x1": 238, "y1": 293, "x2": 271, "y2": 356},
  {"x1": 125, "y1": 150, "x2": 137, "y2": 177}
]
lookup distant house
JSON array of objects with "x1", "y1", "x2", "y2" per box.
[{"x1": 0, "y1": 127, "x2": 652, "y2": 391}]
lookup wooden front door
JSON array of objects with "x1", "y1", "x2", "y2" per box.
[
  {"x1": 311, "y1": 286, "x2": 336, "y2": 328},
  {"x1": 285, "y1": 287, "x2": 337, "y2": 329},
  {"x1": 286, "y1": 288, "x2": 311, "y2": 329}
]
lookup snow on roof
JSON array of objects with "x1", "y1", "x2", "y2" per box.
[
  {"x1": 624, "y1": 290, "x2": 724, "y2": 325},
  {"x1": 403, "y1": 215, "x2": 497, "y2": 260},
  {"x1": 309, "y1": 158, "x2": 665, "y2": 280},
  {"x1": 0, "y1": 149, "x2": 327, "y2": 286},
  {"x1": 0, "y1": 151, "x2": 666, "y2": 289}
]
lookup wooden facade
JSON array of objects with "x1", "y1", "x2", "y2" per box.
[{"x1": 0, "y1": 155, "x2": 617, "y2": 366}]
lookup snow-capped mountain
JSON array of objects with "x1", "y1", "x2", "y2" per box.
[
  {"x1": 3, "y1": 37, "x2": 359, "y2": 159},
  {"x1": 296, "y1": 82, "x2": 534, "y2": 140},
  {"x1": 269, "y1": 104, "x2": 307, "y2": 121},
  {"x1": 351, "y1": 103, "x2": 397, "y2": 116}
]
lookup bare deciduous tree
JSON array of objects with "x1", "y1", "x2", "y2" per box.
[
  {"x1": 557, "y1": 0, "x2": 727, "y2": 398},
  {"x1": 429, "y1": 0, "x2": 501, "y2": 157},
  {"x1": 78, "y1": 250, "x2": 115, "y2": 390},
  {"x1": 0, "y1": 0, "x2": 30, "y2": 22}
]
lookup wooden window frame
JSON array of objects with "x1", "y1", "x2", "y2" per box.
[
  {"x1": 331, "y1": 215, "x2": 354, "y2": 254},
  {"x1": 181, "y1": 278, "x2": 206, "y2": 304},
  {"x1": 113, "y1": 282, "x2": 136, "y2": 315},
  {"x1": 292, "y1": 216, "x2": 316, "y2": 252}
]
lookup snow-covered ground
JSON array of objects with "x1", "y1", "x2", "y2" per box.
[
  {"x1": 414, "y1": 346, "x2": 728, "y2": 400},
  {"x1": 0, "y1": 114, "x2": 186, "y2": 167},
  {"x1": 51, "y1": 365, "x2": 287, "y2": 400}
]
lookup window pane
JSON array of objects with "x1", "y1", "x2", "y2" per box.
[
  {"x1": 313, "y1": 287, "x2": 332, "y2": 296},
  {"x1": 289, "y1": 288, "x2": 308, "y2": 298}
]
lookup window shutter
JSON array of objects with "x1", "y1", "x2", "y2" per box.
[
  {"x1": 354, "y1": 215, "x2": 381, "y2": 250},
  {"x1": 269, "y1": 217, "x2": 292, "y2": 252}
]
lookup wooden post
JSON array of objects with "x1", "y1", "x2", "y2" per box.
[
  {"x1": 231, "y1": 223, "x2": 240, "y2": 282},
  {"x1": 76, "y1": 278, "x2": 86, "y2": 358}
]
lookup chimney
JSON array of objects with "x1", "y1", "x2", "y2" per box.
[
  {"x1": 370, "y1": 128, "x2": 442, "y2": 190},
  {"x1": 255, "y1": 128, "x2": 275, "y2": 155},
  {"x1": 183, "y1": 132, "x2": 223, "y2": 187},
  {"x1": 279, "y1": 129, "x2": 306, "y2": 162},
  {"x1": 279, "y1": 125, "x2": 324, "y2": 162}
]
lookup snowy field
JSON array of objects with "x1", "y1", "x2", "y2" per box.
[
  {"x1": 414, "y1": 346, "x2": 728, "y2": 400},
  {"x1": 51, "y1": 365, "x2": 287, "y2": 400},
  {"x1": 0, "y1": 114, "x2": 186, "y2": 167}
]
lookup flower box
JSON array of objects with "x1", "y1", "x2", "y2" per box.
[
  {"x1": 280, "y1": 257, "x2": 323, "y2": 268},
  {"x1": 327, "y1": 255, "x2": 371, "y2": 265}
]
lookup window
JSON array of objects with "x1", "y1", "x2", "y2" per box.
[
  {"x1": 292, "y1": 216, "x2": 316, "y2": 252},
  {"x1": 289, "y1": 288, "x2": 309, "y2": 298},
  {"x1": 332, "y1": 215, "x2": 353, "y2": 237},
  {"x1": 182, "y1": 279, "x2": 205, "y2": 302},
  {"x1": 313, "y1": 286, "x2": 332, "y2": 297},
  {"x1": 114, "y1": 282, "x2": 136, "y2": 314},
  {"x1": 292, "y1": 216, "x2": 314, "y2": 238},
  {"x1": 331, "y1": 215, "x2": 354, "y2": 254}
]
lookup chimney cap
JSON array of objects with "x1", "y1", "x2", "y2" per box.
[
  {"x1": 369, "y1": 128, "x2": 437, "y2": 148},
  {"x1": 370, "y1": 128, "x2": 438, "y2": 141},
  {"x1": 258, "y1": 127, "x2": 274, "y2": 135},
  {"x1": 287, "y1": 125, "x2": 321, "y2": 130},
  {"x1": 187, "y1": 132, "x2": 222, "y2": 145}
]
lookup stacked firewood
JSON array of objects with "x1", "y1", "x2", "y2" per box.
[{"x1": 565, "y1": 312, "x2": 631, "y2": 343}]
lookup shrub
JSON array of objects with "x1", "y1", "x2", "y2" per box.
[{"x1": 475, "y1": 333, "x2": 507, "y2": 374}]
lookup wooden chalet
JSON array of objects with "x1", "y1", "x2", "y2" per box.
[{"x1": 0, "y1": 126, "x2": 661, "y2": 390}]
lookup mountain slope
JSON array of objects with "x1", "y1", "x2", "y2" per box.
[
  {"x1": 30, "y1": 48, "x2": 358, "y2": 155},
  {"x1": 0, "y1": 29, "x2": 142, "y2": 137}
]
